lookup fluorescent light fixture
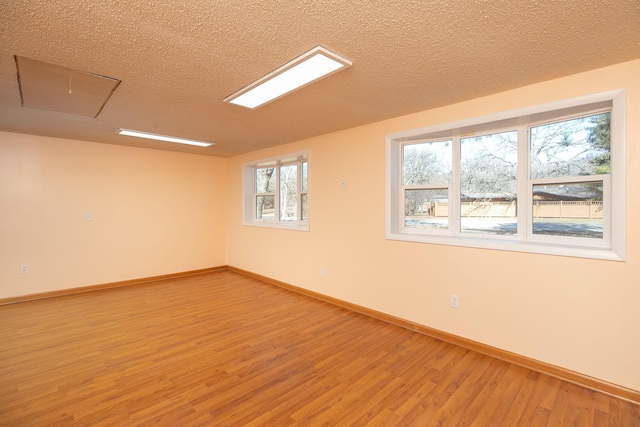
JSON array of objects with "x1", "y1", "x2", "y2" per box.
[
  {"x1": 224, "y1": 46, "x2": 352, "y2": 109},
  {"x1": 118, "y1": 129, "x2": 213, "y2": 147}
]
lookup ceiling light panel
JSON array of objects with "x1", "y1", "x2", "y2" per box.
[
  {"x1": 224, "y1": 46, "x2": 352, "y2": 109},
  {"x1": 118, "y1": 129, "x2": 214, "y2": 147}
]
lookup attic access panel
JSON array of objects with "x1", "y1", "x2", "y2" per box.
[{"x1": 15, "y1": 56, "x2": 121, "y2": 118}]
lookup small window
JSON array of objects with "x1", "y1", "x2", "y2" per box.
[
  {"x1": 243, "y1": 151, "x2": 309, "y2": 231},
  {"x1": 460, "y1": 130, "x2": 518, "y2": 236},
  {"x1": 529, "y1": 113, "x2": 610, "y2": 242},
  {"x1": 386, "y1": 90, "x2": 625, "y2": 261},
  {"x1": 402, "y1": 140, "x2": 452, "y2": 231},
  {"x1": 255, "y1": 167, "x2": 276, "y2": 220}
]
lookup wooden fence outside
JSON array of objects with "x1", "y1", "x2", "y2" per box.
[
  {"x1": 532, "y1": 200, "x2": 603, "y2": 219},
  {"x1": 426, "y1": 200, "x2": 603, "y2": 219}
]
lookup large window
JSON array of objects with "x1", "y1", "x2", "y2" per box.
[
  {"x1": 243, "y1": 151, "x2": 309, "y2": 230},
  {"x1": 386, "y1": 90, "x2": 625, "y2": 260}
]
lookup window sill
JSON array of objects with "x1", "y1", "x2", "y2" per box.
[
  {"x1": 385, "y1": 231, "x2": 623, "y2": 261},
  {"x1": 243, "y1": 221, "x2": 309, "y2": 232}
]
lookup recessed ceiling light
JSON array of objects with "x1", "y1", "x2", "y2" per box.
[
  {"x1": 224, "y1": 46, "x2": 352, "y2": 109},
  {"x1": 118, "y1": 129, "x2": 214, "y2": 147}
]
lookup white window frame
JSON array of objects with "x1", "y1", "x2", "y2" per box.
[
  {"x1": 243, "y1": 150, "x2": 309, "y2": 231},
  {"x1": 386, "y1": 90, "x2": 626, "y2": 261}
]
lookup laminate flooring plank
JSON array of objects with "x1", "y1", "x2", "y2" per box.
[{"x1": 0, "y1": 270, "x2": 638, "y2": 425}]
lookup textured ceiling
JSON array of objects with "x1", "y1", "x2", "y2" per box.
[{"x1": 1, "y1": 0, "x2": 639, "y2": 157}]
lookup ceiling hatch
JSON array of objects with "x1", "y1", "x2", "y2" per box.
[{"x1": 15, "y1": 56, "x2": 121, "y2": 118}]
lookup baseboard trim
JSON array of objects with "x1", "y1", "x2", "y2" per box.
[
  {"x1": 3, "y1": 265, "x2": 637, "y2": 404},
  {"x1": 0, "y1": 266, "x2": 227, "y2": 306},
  {"x1": 227, "y1": 266, "x2": 640, "y2": 405}
]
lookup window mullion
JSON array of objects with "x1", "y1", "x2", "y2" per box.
[
  {"x1": 252, "y1": 167, "x2": 258, "y2": 221},
  {"x1": 274, "y1": 166, "x2": 280, "y2": 222},
  {"x1": 399, "y1": 147, "x2": 406, "y2": 231},
  {"x1": 518, "y1": 125, "x2": 529, "y2": 241},
  {"x1": 451, "y1": 135, "x2": 461, "y2": 236},
  {"x1": 297, "y1": 162, "x2": 302, "y2": 223}
]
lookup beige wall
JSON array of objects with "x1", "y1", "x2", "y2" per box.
[
  {"x1": 226, "y1": 59, "x2": 640, "y2": 392},
  {"x1": 1, "y1": 60, "x2": 638, "y2": 393},
  {"x1": 0, "y1": 132, "x2": 227, "y2": 297}
]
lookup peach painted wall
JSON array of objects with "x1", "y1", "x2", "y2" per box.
[
  {"x1": 0, "y1": 132, "x2": 227, "y2": 298},
  {"x1": 226, "y1": 60, "x2": 640, "y2": 392}
]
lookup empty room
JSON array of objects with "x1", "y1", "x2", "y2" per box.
[{"x1": 1, "y1": 1, "x2": 639, "y2": 425}]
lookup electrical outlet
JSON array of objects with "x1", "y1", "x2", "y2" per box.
[
  {"x1": 319, "y1": 267, "x2": 325, "y2": 276},
  {"x1": 450, "y1": 294, "x2": 459, "y2": 308},
  {"x1": 340, "y1": 178, "x2": 347, "y2": 189},
  {"x1": 20, "y1": 264, "x2": 28, "y2": 274},
  {"x1": 84, "y1": 212, "x2": 92, "y2": 221}
]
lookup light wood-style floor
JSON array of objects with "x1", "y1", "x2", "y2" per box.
[{"x1": 0, "y1": 271, "x2": 638, "y2": 426}]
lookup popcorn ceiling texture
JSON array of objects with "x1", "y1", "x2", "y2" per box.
[{"x1": 0, "y1": 0, "x2": 639, "y2": 156}]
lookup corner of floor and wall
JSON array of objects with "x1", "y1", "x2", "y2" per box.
[{"x1": 2, "y1": 59, "x2": 639, "y2": 403}]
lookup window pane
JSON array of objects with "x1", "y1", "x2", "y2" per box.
[
  {"x1": 301, "y1": 161, "x2": 308, "y2": 192},
  {"x1": 279, "y1": 165, "x2": 297, "y2": 221},
  {"x1": 301, "y1": 193, "x2": 308, "y2": 221},
  {"x1": 403, "y1": 140, "x2": 452, "y2": 185},
  {"x1": 256, "y1": 168, "x2": 276, "y2": 193},
  {"x1": 256, "y1": 195, "x2": 275, "y2": 219},
  {"x1": 404, "y1": 188, "x2": 448, "y2": 229},
  {"x1": 460, "y1": 131, "x2": 518, "y2": 235},
  {"x1": 532, "y1": 181, "x2": 603, "y2": 239},
  {"x1": 530, "y1": 112, "x2": 610, "y2": 179}
]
